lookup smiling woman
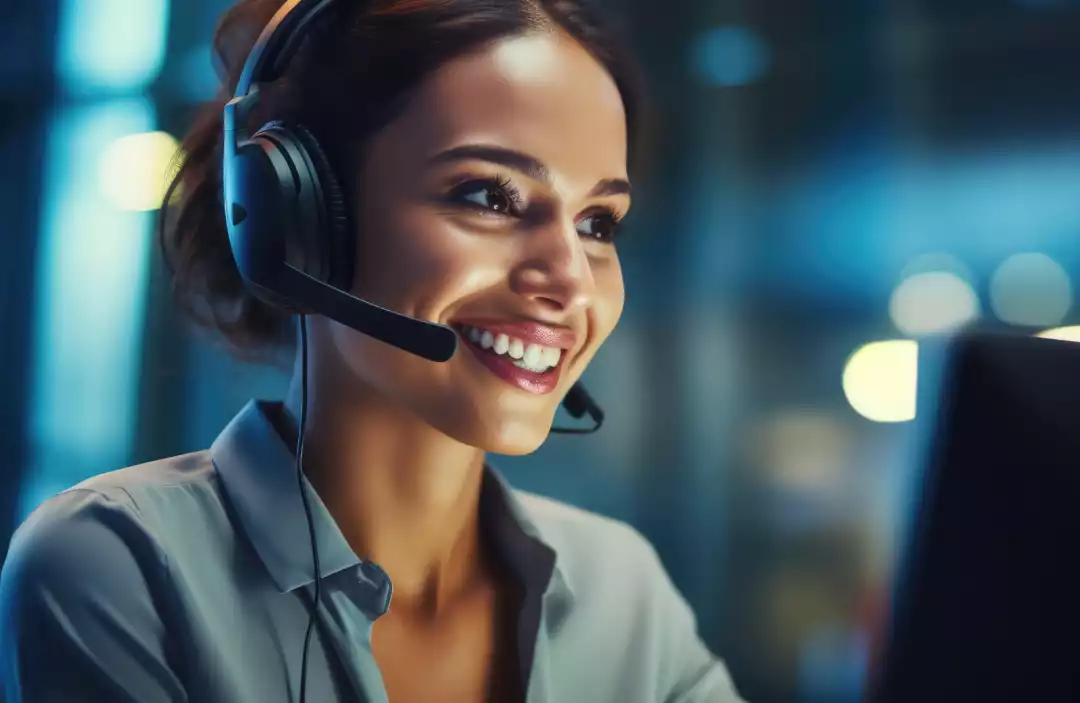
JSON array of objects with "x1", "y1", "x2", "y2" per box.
[{"x1": 0, "y1": 1, "x2": 746, "y2": 702}]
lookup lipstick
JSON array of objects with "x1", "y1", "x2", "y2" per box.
[{"x1": 452, "y1": 319, "x2": 573, "y2": 395}]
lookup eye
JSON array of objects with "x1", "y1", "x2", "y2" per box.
[
  {"x1": 576, "y1": 210, "x2": 623, "y2": 243},
  {"x1": 448, "y1": 177, "x2": 522, "y2": 215}
]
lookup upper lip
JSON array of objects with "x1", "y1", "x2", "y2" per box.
[{"x1": 453, "y1": 318, "x2": 578, "y2": 350}]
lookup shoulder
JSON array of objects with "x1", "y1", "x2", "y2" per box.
[
  {"x1": 63, "y1": 451, "x2": 225, "y2": 539},
  {"x1": 511, "y1": 490, "x2": 673, "y2": 606},
  {"x1": 0, "y1": 485, "x2": 166, "y2": 666},
  {"x1": 0, "y1": 464, "x2": 196, "y2": 699},
  {"x1": 1, "y1": 451, "x2": 218, "y2": 608},
  {"x1": 510, "y1": 491, "x2": 747, "y2": 702},
  {"x1": 513, "y1": 489, "x2": 655, "y2": 559},
  {"x1": 2, "y1": 466, "x2": 176, "y2": 602},
  {"x1": 510, "y1": 492, "x2": 747, "y2": 701},
  {"x1": 71, "y1": 449, "x2": 217, "y2": 499}
]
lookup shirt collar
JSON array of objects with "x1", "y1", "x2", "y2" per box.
[
  {"x1": 211, "y1": 400, "x2": 360, "y2": 592},
  {"x1": 211, "y1": 401, "x2": 574, "y2": 612},
  {"x1": 480, "y1": 467, "x2": 575, "y2": 605}
]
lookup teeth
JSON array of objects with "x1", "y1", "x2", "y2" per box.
[
  {"x1": 523, "y1": 344, "x2": 543, "y2": 368},
  {"x1": 460, "y1": 325, "x2": 564, "y2": 372}
]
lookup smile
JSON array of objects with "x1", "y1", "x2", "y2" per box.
[{"x1": 454, "y1": 321, "x2": 574, "y2": 395}]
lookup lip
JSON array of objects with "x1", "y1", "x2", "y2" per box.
[
  {"x1": 451, "y1": 318, "x2": 578, "y2": 350},
  {"x1": 455, "y1": 330, "x2": 567, "y2": 395}
]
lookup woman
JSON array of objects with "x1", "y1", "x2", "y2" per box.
[{"x1": 0, "y1": 0, "x2": 744, "y2": 701}]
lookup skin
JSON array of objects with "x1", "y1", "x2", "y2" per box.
[{"x1": 279, "y1": 28, "x2": 631, "y2": 702}]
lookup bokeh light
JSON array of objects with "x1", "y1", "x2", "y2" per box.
[
  {"x1": 98, "y1": 131, "x2": 181, "y2": 211},
  {"x1": 752, "y1": 411, "x2": 851, "y2": 492},
  {"x1": 1036, "y1": 325, "x2": 1080, "y2": 343},
  {"x1": 842, "y1": 341, "x2": 919, "y2": 423},
  {"x1": 693, "y1": 27, "x2": 771, "y2": 87},
  {"x1": 57, "y1": 0, "x2": 170, "y2": 93},
  {"x1": 889, "y1": 271, "x2": 980, "y2": 336},
  {"x1": 990, "y1": 253, "x2": 1072, "y2": 327}
]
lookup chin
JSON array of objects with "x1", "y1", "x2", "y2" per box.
[
  {"x1": 475, "y1": 418, "x2": 554, "y2": 456},
  {"x1": 435, "y1": 405, "x2": 556, "y2": 456},
  {"x1": 486, "y1": 431, "x2": 548, "y2": 456}
]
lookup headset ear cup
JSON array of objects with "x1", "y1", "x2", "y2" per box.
[{"x1": 290, "y1": 124, "x2": 354, "y2": 291}]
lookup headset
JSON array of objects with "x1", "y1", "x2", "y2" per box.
[{"x1": 220, "y1": 0, "x2": 605, "y2": 700}]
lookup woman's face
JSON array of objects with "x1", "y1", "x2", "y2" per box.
[{"x1": 324, "y1": 30, "x2": 630, "y2": 454}]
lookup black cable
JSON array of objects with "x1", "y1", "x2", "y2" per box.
[{"x1": 296, "y1": 314, "x2": 321, "y2": 703}]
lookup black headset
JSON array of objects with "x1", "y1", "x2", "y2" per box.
[{"x1": 221, "y1": 0, "x2": 603, "y2": 432}]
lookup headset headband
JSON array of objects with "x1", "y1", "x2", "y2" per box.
[{"x1": 233, "y1": 0, "x2": 339, "y2": 99}]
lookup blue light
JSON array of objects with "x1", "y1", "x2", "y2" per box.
[
  {"x1": 20, "y1": 0, "x2": 169, "y2": 519},
  {"x1": 56, "y1": 0, "x2": 171, "y2": 93},
  {"x1": 693, "y1": 26, "x2": 771, "y2": 88},
  {"x1": 27, "y1": 99, "x2": 157, "y2": 504},
  {"x1": 753, "y1": 142, "x2": 1080, "y2": 305}
]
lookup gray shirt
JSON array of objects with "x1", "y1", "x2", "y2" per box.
[{"x1": 0, "y1": 400, "x2": 744, "y2": 702}]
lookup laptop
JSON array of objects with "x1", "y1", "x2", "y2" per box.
[{"x1": 869, "y1": 330, "x2": 1080, "y2": 702}]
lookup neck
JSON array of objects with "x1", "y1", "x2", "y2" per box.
[{"x1": 281, "y1": 346, "x2": 490, "y2": 618}]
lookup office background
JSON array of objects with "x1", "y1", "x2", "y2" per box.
[{"x1": 4, "y1": 1, "x2": 1080, "y2": 701}]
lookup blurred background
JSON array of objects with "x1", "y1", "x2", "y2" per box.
[{"x1": 4, "y1": 0, "x2": 1080, "y2": 701}]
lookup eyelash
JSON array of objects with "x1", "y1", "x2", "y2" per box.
[
  {"x1": 448, "y1": 175, "x2": 625, "y2": 243},
  {"x1": 493, "y1": 175, "x2": 524, "y2": 211}
]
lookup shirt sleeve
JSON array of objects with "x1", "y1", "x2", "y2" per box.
[
  {"x1": 637, "y1": 537, "x2": 748, "y2": 703},
  {"x1": 0, "y1": 488, "x2": 188, "y2": 703}
]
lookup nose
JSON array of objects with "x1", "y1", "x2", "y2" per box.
[{"x1": 510, "y1": 219, "x2": 595, "y2": 316}]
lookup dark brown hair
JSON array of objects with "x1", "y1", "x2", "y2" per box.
[{"x1": 159, "y1": 0, "x2": 644, "y2": 360}]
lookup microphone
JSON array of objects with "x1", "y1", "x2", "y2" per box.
[
  {"x1": 552, "y1": 382, "x2": 604, "y2": 434},
  {"x1": 272, "y1": 258, "x2": 604, "y2": 431},
  {"x1": 276, "y1": 265, "x2": 458, "y2": 362}
]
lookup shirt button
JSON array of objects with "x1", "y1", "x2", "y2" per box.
[{"x1": 355, "y1": 561, "x2": 393, "y2": 619}]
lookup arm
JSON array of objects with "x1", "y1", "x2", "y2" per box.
[{"x1": 0, "y1": 488, "x2": 187, "y2": 702}]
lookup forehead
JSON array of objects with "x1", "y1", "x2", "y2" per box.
[{"x1": 382, "y1": 31, "x2": 629, "y2": 183}]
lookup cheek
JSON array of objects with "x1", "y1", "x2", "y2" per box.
[{"x1": 351, "y1": 201, "x2": 476, "y2": 318}]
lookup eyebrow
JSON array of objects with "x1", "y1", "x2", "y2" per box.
[{"x1": 427, "y1": 144, "x2": 632, "y2": 198}]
